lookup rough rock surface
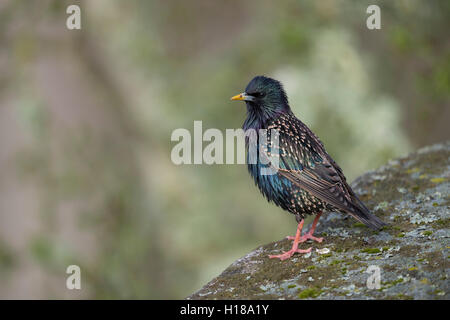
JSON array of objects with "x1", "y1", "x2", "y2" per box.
[{"x1": 188, "y1": 142, "x2": 450, "y2": 300}]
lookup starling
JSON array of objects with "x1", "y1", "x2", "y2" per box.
[{"x1": 231, "y1": 76, "x2": 386, "y2": 261}]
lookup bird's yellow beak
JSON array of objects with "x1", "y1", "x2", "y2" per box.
[
  {"x1": 230, "y1": 93, "x2": 245, "y2": 101},
  {"x1": 230, "y1": 92, "x2": 254, "y2": 101}
]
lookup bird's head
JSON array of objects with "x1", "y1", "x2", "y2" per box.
[{"x1": 231, "y1": 76, "x2": 290, "y2": 120}]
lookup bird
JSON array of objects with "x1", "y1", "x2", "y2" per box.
[{"x1": 230, "y1": 75, "x2": 386, "y2": 261}]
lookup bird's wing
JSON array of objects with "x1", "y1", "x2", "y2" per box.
[{"x1": 265, "y1": 113, "x2": 385, "y2": 229}]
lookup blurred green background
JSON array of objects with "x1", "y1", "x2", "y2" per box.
[{"x1": 0, "y1": 0, "x2": 448, "y2": 299}]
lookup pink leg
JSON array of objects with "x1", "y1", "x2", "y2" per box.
[
  {"x1": 286, "y1": 212, "x2": 324, "y2": 243},
  {"x1": 269, "y1": 219, "x2": 312, "y2": 261}
]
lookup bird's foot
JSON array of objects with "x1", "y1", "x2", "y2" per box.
[
  {"x1": 286, "y1": 232, "x2": 324, "y2": 243},
  {"x1": 300, "y1": 232, "x2": 324, "y2": 243},
  {"x1": 269, "y1": 247, "x2": 312, "y2": 261}
]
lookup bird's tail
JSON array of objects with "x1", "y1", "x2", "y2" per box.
[{"x1": 348, "y1": 196, "x2": 387, "y2": 230}]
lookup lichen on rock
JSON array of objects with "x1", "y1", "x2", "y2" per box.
[{"x1": 188, "y1": 142, "x2": 450, "y2": 300}]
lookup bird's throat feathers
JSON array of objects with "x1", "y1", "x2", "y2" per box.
[{"x1": 243, "y1": 101, "x2": 291, "y2": 130}]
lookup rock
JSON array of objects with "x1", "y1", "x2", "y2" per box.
[{"x1": 188, "y1": 142, "x2": 450, "y2": 300}]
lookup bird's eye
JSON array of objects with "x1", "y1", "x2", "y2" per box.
[{"x1": 252, "y1": 92, "x2": 264, "y2": 98}]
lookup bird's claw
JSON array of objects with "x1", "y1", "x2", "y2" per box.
[
  {"x1": 300, "y1": 233, "x2": 324, "y2": 243},
  {"x1": 286, "y1": 233, "x2": 324, "y2": 243},
  {"x1": 269, "y1": 247, "x2": 312, "y2": 261}
]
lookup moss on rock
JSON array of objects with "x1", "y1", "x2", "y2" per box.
[{"x1": 188, "y1": 142, "x2": 450, "y2": 300}]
